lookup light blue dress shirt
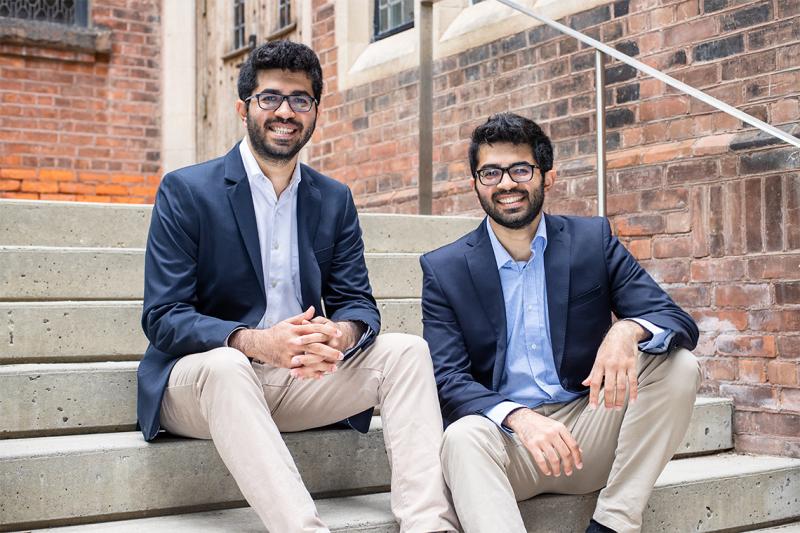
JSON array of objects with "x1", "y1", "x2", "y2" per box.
[{"x1": 483, "y1": 218, "x2": 673, "y2": 430}]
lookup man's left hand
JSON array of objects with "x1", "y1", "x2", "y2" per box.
[
  {"x1": 582, "y1": 320, "x2": 648, "y2": 410},
  {"x1": 287, "y1": 317, "x2": 362, "y2": 379}
]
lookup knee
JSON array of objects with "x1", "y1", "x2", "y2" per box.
[
  {"x1": 197, "y1": 347, "x2": 255, "y2": 384},
  {"x1": 441, "y1": 415, "x2": 503, "y2": 465},
  {"x1": 667, "y1": 348, "x2": 701, "y2": 398},
  {"x1": 380, "y1": 332, "x2": 433, "y2": 369}
]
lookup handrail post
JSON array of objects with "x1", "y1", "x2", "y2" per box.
[
  {"x1": 418, "y1": 0, "x2": 434, "y2": 215},
  {"x1": 595, "y1": 50, "x2": 607, "y2": 218}
]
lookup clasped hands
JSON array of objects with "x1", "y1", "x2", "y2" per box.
[
  {"x1": 229, "y1": 306, "x2": 358, "y2": 380},
  {"x1": 504, "y1": 320, "x2": 647, "y2": 478}
]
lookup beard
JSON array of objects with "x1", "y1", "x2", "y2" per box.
[
  {"x1": 476, "y1": 179, "x2": 545, "y2": 230},
  {"x1": 246, "y1": 111, "x2": 316, "y2": 164}
]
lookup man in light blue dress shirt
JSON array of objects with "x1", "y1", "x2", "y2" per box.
[{"x1": 421, "y1": 113, "x2": 700, "y2": 533}]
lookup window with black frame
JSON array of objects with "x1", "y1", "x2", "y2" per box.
[
  {"x1": 373, "y1": 0, "x2": 413, "y2": 41},
  {"x1": 0, "y1": 0, "x2": 89, "y2": 27},
  {"x1": 278, "y1": 0, "x2": 291, "y2": 30},
  {"x1": 233, "y1": 0, "x2": 246, "y2": 50}
]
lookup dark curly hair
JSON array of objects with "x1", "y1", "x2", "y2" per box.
[
  {"x1": 237, "y1": 40, "x2": 323, "y2": 103},
  {"x1": 468, "y1": 113, "x2": 554, "y2": 177}
]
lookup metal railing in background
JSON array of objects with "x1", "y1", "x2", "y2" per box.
[{"x1": 493, "y1": 0, "x2": 800, "y2": 216}]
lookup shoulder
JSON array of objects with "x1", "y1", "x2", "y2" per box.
[
  {"x1": 300, "y1": 164, "x2": 351, "y2": 197},
  {"x1": 421, "y1": 222, "x2": 483, "y2": 267},
  {"x1": 158, "y1": 155, "x2": 227, "y2": 197},
  {"x1": 546, "y1": 213, "x2": 608, "y2": 233}
]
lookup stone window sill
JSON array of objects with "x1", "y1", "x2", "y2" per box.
[{"x1": 0, "y1": 17, "x2": 110, "y2": 56}]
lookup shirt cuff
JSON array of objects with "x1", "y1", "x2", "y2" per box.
[
  {"x1": 343, "y1": 324, "x2": 373, "y2": 358},
  {"x1": 484, "y1": 401, "x2": 527, "y2": 434},
  {"x1": 224, "y1": 326, "x2": 247, "y2": 348},
  {"x1": 628, "y1": 318, "x2": 674, "y2": 354}
]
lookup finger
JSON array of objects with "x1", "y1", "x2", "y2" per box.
[
  {"x1": 603, "y1": 368, "x2": 616, "y2": 409},
  {"x1": 290, "y1": 362, "x2": 336, "y2": 380},
  {"x1": 310, "y1": 316, "x2": 332, "y2": 325},
  {"x1": 628, "y1": 367, "x2": 639, "y2": 403},
  {"x1": 290, "y1": 353, "x2": 326, "y2": 367},
  {"x1": 585, "y1": 369, "x2": 603, "y2": 409},
  {"x1": 561, "y1": 429, "x2": 583, "y2": 470},
  {"x1": 292, "y1": 322, "x2": 340, "y2": 339},
  {"x1": 301, "y1": 342, "x2": 344, "y2": 362},
  {"x1": 552, "y1": 437, "x2": 575, "y2": 476},
  {"x1": 294, "y1": 332, "x2": 331, "y2": 346},
  {"x1": 543, "y1": 445, "x2": 561, "y2": 477},
  {"x1": 530, "y1": 447, "x2": 552, "y2": 477},
  {"x1": 285, "y1": 306, "x2": 315, "y2": 325},
  {"x1": 615, "y1": 368, "x2": 628, "y2": 409}
]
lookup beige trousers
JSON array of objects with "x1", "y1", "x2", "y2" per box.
[
  {"x1": 440, "y1": 348, "x2": 701, "y2": 533},
  {"x1": 160, "y1": 333, "x2": 459, "y2": 533}
]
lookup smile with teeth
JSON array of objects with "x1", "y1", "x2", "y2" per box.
[
  {"x1": 495, "y1": 194, "x2": 526, "y2": 205},
  {"x1": 270, "y1": 126, "x2": 296, "y2": 134}
]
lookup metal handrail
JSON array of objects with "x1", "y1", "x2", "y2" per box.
[{"x1": 494, "y1": 0, "x2": 800, "y2": 215}]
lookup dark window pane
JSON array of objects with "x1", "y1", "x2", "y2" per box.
[
  {"x1": 374, "y1": 0, "x2": 413, "y2": 40},
  {"x1": 0, "y1": 0, "x2": 86, "y2": 26}
]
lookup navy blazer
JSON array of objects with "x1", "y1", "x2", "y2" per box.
[
  {"x1": 138, "y1": 143, "x2": 380, "y2": 441},
  {"x1": 420, "y1": 214, "x2": 698, "y2": 427}
]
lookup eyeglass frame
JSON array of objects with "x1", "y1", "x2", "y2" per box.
[
  {"x1": 474, "y1": 162, "x2": 540, "y2": 186},
  {"x1": 244, "y1": 91, "x2": 319, "y2": 113}
]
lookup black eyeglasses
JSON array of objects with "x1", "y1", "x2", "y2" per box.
[
  {"x1": 475, "y1": 163, "x2": 539, "y2": 186},
  {"x1": 245, "y1": 92, "x2": 318, "y2": 113}
]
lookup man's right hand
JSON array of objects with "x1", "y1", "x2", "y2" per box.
[
  {"x1": 504, "y1": 408, "x2": 583, "y2": 477},
  {"x1": 229, "y1": 307, "x2": 343, "y2": 379}
]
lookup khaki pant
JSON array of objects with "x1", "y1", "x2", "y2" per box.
[
  {"x1": 160, "y1": 333, "x2": 459, "y2": 533},
  {"x1": 440, "y1": 349, "x2": 701, "y2": 533}
]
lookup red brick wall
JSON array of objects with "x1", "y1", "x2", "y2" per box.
[
  {"x1": 0, "y1": 0, "x2": 161, "y2": 203},
  {"x1": 309, "y1": 0, "x2": 800, "y2": 456}
]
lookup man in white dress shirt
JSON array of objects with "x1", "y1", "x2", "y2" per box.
[{"x1": 138, "y1": 40, "x2": 458, "y2": 533}]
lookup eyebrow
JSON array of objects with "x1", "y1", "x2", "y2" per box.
[
  {"x1": 478, "y1": 161, "x2": 534, "y2": 169},
  {"x1": 258, "y1": 89, "x2": 313, "y2": 97}
]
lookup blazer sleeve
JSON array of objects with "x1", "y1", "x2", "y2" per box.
[
  {"x1": 602, "y1": 218, "x2": 699, "y2": 352},
  {"x1": 141, "y1": 173, "x2": 245, "y2": 356},
  {"x1": 421, "y1": 254, "x2": 511, "y2": 422},
  {"x1": 323, "y1": 187, "x2": 380, "y2": 352}
]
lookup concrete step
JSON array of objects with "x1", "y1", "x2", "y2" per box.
[
  {"x1": 27, "y1": 454, "x2": 800, "y2": 532},
  {"x1": 1, "y1": 344, "x2": 733, "y2": 445},
  {"x1": 0, "y1": 401, "x2": 733, "y2": 524},
  {"x1": 0, "y1": 299, "x2": 421, "y2": 364},
  {"x1": 744, "y1": 524, "x2": 800, "y2": 532},
  {"x1": 0, "y1": 199, "x2": 479, "y2": 252},
  {"x1": 0, "y1": 423, "x2": 391, "y2": 530},
  {"x1": 0, "y1": 247, "x2": 422, "y2": 301}
]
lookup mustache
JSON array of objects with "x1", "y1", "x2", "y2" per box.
[
  {"x1": 265, "y1": 118, "x2": 303, "y2": 129},
  {"x1": 492, "y1": 190, "x2": 527, "y2": 202}
]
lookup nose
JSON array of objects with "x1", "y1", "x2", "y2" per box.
[
  {"x1": 274, "y1": 98, "x2": 296, "y2": 119},
  {"x1": 496, "y1": 170, "x2": 516, "y2": 190}
]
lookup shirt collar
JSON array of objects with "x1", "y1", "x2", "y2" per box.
[
  {"x1": 485, "y1": 215, "x2": 548, "y2": 271},
  {"x1": 239, "y1": 137, "x2": 302, "y2": 193}
]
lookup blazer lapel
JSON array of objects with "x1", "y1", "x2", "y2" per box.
[
  {"x1": 544, "y1": 214, "x2": 571, "y2": 373},
  {"x1": 224, "y1": 144, "x2": 265, "y2": 297},
  {"x1": 297, "y1": 164, "x2": 322, "y2": 311},
  {"x1": 464, "y1": 221, "x2": 508, "y2": 390}
]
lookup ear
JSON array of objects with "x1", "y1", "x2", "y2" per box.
[
  {"x1": 469, "y1": 176, "x2": 476, "y2": 191},
  {"x1": 235, "y1": 99, "x2": 248, "y2": 124},
  {"x1": 543, "y1": 168, "x2": 556, "y2": 193}
]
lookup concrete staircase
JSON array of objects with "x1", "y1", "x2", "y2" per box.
[{"x1": 1, "y1": 199, "x2": 798, "y2": 532}]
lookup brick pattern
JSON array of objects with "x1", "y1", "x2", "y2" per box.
[
  {"x1": 0, "y1": 0, "x2": 161, "y2": 203},
  {"x1": 308, "y1": 0, "x2": 800, "y2": 456}
]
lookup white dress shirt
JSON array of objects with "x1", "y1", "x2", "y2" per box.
[{"x1": 239, "y1": 138, "x2": 304, "y2": 329}]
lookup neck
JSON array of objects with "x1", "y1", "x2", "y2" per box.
[
  {"x1": 489, "y1": 213, "x2": 542, "y2": 262},
  {"x1": 247, "y1": 137, "x2": 298, "y2": 197}
]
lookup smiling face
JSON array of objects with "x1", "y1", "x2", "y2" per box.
[
  {"x1": 238, "y1": 68, "x2": 317, "y2": 164},
  {"x1": 472, "y1": 142, "x2": 554, "y2": 230}
]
